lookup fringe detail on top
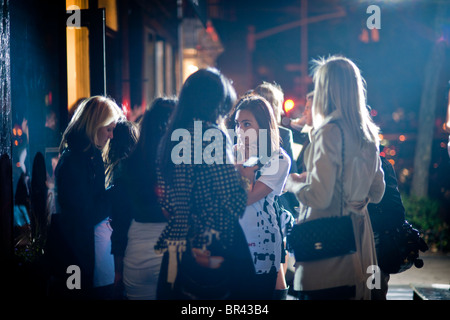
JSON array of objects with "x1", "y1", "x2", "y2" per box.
[{"x1": 159, "y1": 240, "x2": 186, "y2": 287}]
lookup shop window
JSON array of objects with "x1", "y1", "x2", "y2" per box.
[
  {"x1": 98, "y1": 0, "x2": 118, "y2": 32},
  {"x1": 66, "y1": 0, "x2": 90, "y2": 116}
]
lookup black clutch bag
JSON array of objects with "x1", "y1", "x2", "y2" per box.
[{"x1": 287, "y1": 122, "x2": 357, "y2": 262}]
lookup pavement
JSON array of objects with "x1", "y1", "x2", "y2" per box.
[
  {"x1": 286, "y1": 251, "x2": 450, "y2": 300},
  {"x1": 386, "y1": 251, "x2": 450, "y2": 300}
]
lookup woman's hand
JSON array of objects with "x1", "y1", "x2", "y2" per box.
[
  {"x1": 192, "y1": 248, "x2": 224, "y2": 269},
  {"x1": 236, "y1": 164, "x2": 258, "y2": 182},
  {"x1": 284, "y1": 172, "x2": 307, "y2": 193}
]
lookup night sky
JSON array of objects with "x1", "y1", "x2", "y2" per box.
[
  {"x1": 211, "y1": 0, "x2": 450, "y2": 200},
  {"x1": 214, "y1": 0, "x2": 449, "y2": 117}
]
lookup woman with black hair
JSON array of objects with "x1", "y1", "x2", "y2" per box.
[
  {"x1": 109, "y1": 97, "x2": 176, "y2": 300},
  {"x1": 155, "y1": 68, "x2": 255, "y2": 300}
]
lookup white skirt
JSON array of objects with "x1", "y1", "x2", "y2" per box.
[
  {"x1": 94, "y1": 217, "x2": 115, "y2": 288},
  {"x1": 123, "y1": 220, "x2": 166, "y2": 300}
]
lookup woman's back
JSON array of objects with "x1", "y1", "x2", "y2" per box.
[
  {"x1": 299, "y1": 119, "x2": 384, "y2": 219},
  {"x1": 155, "y1": 121, "x2": 246, "y2": 250},
  {"x1": 344, "y1": 129, "x2": 383, "y2": 203}
]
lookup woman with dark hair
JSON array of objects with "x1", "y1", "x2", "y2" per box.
[
  {"x1": 233, "y1": 95, "x2": 291, "y2": 300},
  {"x1": 109, "y1": 97, "x2": 176, "y2": 300},
  {"x1": 155, "y1": 68, "x2": 255, "y2": 300},
  {"x1": 104, "y1": 120, "x2": 140, "y2": 188},
  {"x1": 102, "y1": 119, "x2": 139, "y2": 298}
]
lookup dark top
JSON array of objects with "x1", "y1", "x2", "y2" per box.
[
  {"x1": 279, "y1": 125, "x2": 297, "y2": 174},
  {"x1": 46, "y1": 132, "x2": 110, "y2": 293},
  {"x1": 278, "y1": 126, "x2": 299, "y2": 216},
  {"x1": 368, "y1": 156, "x2": 406, "y2": 232},
  {"x1": 155, "y1": 121, "x2": 257, "y2": 300},
  {"x1": 155, "y1": 121, "x2": 248, "y2": 251},
  {"x1": 109, "y1": 157, "x2": 166, "y2": 257}
]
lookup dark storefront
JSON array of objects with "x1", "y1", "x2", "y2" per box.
[{"x1": 0, "y1": 0, "x2": 214, "y2": 297}]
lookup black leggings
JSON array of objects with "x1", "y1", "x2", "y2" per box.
[{"x1": 250, "y1": 270, "x2": 278, "y2": 300}]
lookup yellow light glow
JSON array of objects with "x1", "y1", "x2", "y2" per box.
[
  {"x1": 284, "y1": 99, "x2": 295, "y2": 113},
  {"x1": 66, "y1": 0, "x2": 90, "y2": 112},
  {"x1": 98, "y1": 0, "x2": 118, "y2": 32},
  {"x1": 66, "y1": 0, "x2": 88, "y2": 10},
  {"x1": 188, "y1": 64, "x2": 199, "y2": 75}
]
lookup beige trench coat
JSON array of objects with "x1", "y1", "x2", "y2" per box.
[{"x1": 293, "y1": 110, "x2": 385, "y2": 300}]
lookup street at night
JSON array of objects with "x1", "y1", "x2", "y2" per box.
[{"x1": 0, "y1": 0, "x2": 449, "y2": 311}]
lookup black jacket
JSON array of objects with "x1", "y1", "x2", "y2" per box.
[
  {"x1": 278, "y1": 126, "x2": 299, "y2": 216},
  {"x1": 368, "y1": 156, "x2": 406, "y2": 232},
  {"x1": 46, "y1": 132, "x2": 110, "y2": 295}
]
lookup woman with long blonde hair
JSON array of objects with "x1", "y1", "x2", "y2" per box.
[
  {"x1": 311, "y1": 56, "x2": 380, "y2": 147},
  {"x1": 46, "y1": 96, "x2": 123, "y2": 299},
  {"x1": 287, "y1": 56, "x2": 385, "y2": 300}
]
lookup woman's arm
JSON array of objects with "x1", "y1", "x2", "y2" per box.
[
  {"x1": 247, "y1": 180, "x2": 273, "y2": 206},
  {"x1": 368, "y1": 154, "x2": 385, "y2": 204},
  {"x1": 238, "y1": 152, "x2": 291, "y2": 206},
  {"x1": 237, "y1": 164, "x2": 272, "y2": 205}
]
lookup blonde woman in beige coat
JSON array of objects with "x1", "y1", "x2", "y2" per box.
[{"x1": 286, "y1": 56, "x2": 385, "y2": 300}]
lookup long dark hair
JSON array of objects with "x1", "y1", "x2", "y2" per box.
[
  {"x1": 158, "y1": 68, "x2": 236, "y2": 178},
  {"x1": 104, "y1": 120, "x2": 139, "y2": 187},
  {"x1": 127, "y1": 97, "x2": 177, "y2": 180},
  {"x1": 234, "y1": 95, "x2": 280, "y2": 160}
]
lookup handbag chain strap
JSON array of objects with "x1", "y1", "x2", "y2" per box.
[
  {"x1": 303, "y1": 120, "x2": 345, "y2": 221},
  {"x1": 335, "y1": 121, "x2": 345, "y2": 217}
]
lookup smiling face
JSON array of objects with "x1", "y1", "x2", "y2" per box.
[{"x1": 96, "y1": 122, "x2": 116, "y2": 149}]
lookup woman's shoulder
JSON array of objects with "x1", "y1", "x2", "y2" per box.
[
  {"x1": 312, "y1": 121, "x2": 343, "y2": 147},
  {"x1": 277, "y1": 148, "x2": 291, "y2": 167},
  {"x1": 260, "y1": 148, "x2": 291, "y2": 178},
  {"x1": 318, "y1": 120, "x2": 342, "y2": 135},
  {"x1": 57, "y1": 145, "x2": 99, "y2": 171},
  {"x1": 58, "y1": 148, "x2": 78, "y2": 167}
]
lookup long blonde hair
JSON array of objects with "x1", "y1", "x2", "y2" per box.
[
  {"x1": 59, "y1": 96, "x2": 124, "y2": 153},
  {"x1": 311, "y1": 55, "x2": 379, "y2": 147}
]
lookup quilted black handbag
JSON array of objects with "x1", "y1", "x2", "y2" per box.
[{"x1": 287, "y1": 122, "x2": 357, "y2": 262}]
